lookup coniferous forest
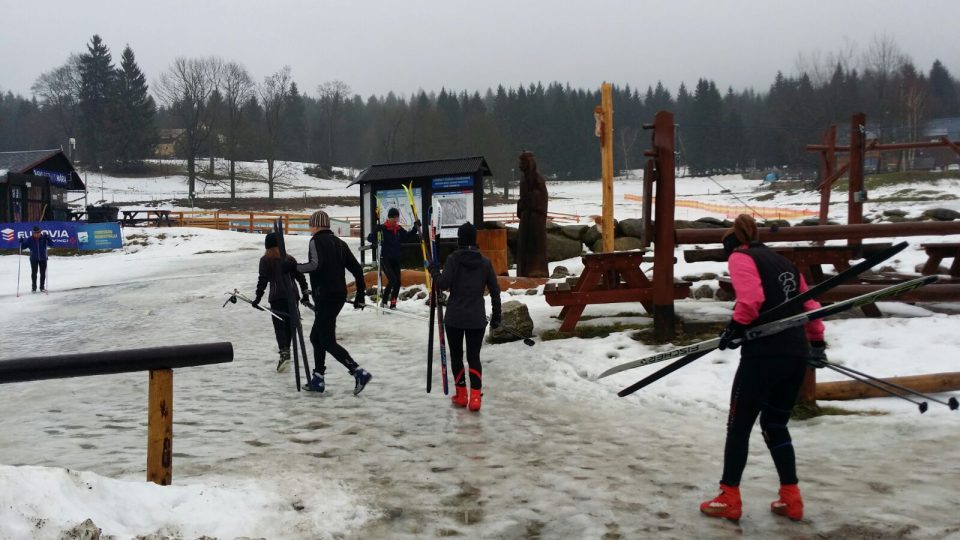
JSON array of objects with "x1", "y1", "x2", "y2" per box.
[{"x1": 2, "y1": 34, "x2": 958, "y2": 193}]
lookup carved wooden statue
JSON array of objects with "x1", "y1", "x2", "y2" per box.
[{"x1": 516, "y1": 151, "x2": 549, "y2": 277}]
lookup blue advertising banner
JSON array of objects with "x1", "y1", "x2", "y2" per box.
[
  {"x1": 77, "y1": 222, "x2": 123, "y2": 250},
  {"x1": 33, "y1": 168, "x2": 70, "y2": 187},
  {"x1": 431, "y1": 176, "x2": 473, "y2": 190},
  {"x1": 0, "y1": 221, "x2": 78, "y2": 249}
]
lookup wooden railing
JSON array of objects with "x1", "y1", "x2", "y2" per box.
[
  {"x1": 162, "y1": 210, "x2": 361, "y2": 236},
  {"x1": 484, "y1": 211, "x2": 584, "y2": 224},
  {"x1": 0, "y1": 343, "x2": 233, "y2": 485}
]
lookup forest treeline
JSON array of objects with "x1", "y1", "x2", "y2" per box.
[{"x1": 1, "y1": 34, "x2": 958, "y2": 198}]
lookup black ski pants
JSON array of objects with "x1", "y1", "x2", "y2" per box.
[
  {"x1": 310, "y1": 300, "x2": 358, "y2": 375},
  {"x1": 445, "y1": 325, "x2": 485, "y2": 390},
  {"x1": 720, "y1": 354, "x2": 807, "y2": 487},
  {"x1": 30, "y1": 260, "x2": 47, "y2": 290},
  {"x1": 269, "y1": 299, "x2": 293, "y2": 350},
  {"x1": 381, "y1": 258, "x2": 402, "y2": 303}
]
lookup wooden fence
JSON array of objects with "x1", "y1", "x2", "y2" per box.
[{"x1": 166, "y1": 210, "x2": 360, "y2": 236}]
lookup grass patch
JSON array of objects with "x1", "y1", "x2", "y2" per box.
[
  {"x1": 832, "y1": 170, "x2": 959, "y2": 192},
  {"x1": 194, "y1": 250, "x2": 231, "y2": 255},
  {"x1": 753, "y1": 192, "x2": 776, "y2": 202},
  {"x1": 792, "y1": 402, "x2": 887, "y2": 420}
]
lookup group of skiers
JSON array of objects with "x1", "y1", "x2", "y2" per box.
[
  {"x1": 251, "y1": 208, "x2": 501, "y2": 410},
  {"x1": 251, "y1": 208, "x2": 826, "y2": 515}
]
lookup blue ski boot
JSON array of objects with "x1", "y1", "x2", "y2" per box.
[
  {"x1": 304, "y1": 371, "x2": 325, "y2": 393},
  {"x1": 353, "y1": 368, "x2": 372, "y2": 395}
]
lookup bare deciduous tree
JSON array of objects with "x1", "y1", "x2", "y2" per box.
[
  {"x1": 259, "y1": 66, "x2": 293, "y2": 199},
  {"x1": 221, "y1": 62, "x2": 254, "y2": 200},
  {"x1": 318, "y1": 80, "x2": 351, "y2": 172},
  {"x1": 155, "y1": 56, "x2": 224, "y2": 199},
  {"x1": 31, "y1": 54, "x2": 82, "y2": 150}
]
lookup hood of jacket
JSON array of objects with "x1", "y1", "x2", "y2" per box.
[{"x1": 451, "y1": 247, "x2": 484, "y2": 270}]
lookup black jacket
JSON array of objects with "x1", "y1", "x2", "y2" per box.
[
  {"x1": 296, "y1": 230, "x2": 366, "y2": 303},
  {"x1": 256, "y1": 254, "x2": 309, "y2": 302},
  {"x1": 435, "y1": 247, "x2": 501, "y2": 329}
]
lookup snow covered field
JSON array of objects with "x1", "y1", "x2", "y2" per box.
[{"x1": 2, "y1": 172, "x2": 960, "y2": 538}]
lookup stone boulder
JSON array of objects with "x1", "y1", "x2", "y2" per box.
[
  {"x1": 546, "y1": 220, "x2": 563, "y2": 234},
  {"x1": 550, "y1": 265, "x2": 570, "y2": 279},
  {"x1": 489, "y1": 300, "x2": 535, "y2": 343},
  {"x1": 675, "y1": 219, "x2": 726, "y2": 229},
  {"x1": 546, "y1": 233, "x2": 583, "y2": 262},
  {"x1": 590, "y1": 236, "x2": 644, "y2": 253},
  {"x1": 922, "y1": 208, "x2": 960, "y2": 221},
  {"x1": 715, "y1": 287, "x2": 735, "y2": 301},
  {"x1": 883, "y1": 209, "x2": 907, "y2": 217},
  {"x1": 561, "y1": 224, "x2": 589, "y2": 241},
  {"x1": 762, "y1": 219, "x2": 791, "y2": 229},
  {"x1": 695, "y1": 216, "x2": 728, "y2": 228},
  {"x1": 582, "y1": 225, "x2": 602, "y2": 247},
  {"x1": 693, "y1": 284, "x2": 715, "y2": 299},
  {"x1": 618, "y1": 218, "x2": 646, "y2": 239}
]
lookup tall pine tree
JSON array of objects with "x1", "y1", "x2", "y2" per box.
[
  {"x1": 112, "y1": 45, "x2": 156, "y2": 171},
  {"x1": 78, "y1": 35, "x2": 116, "y2": 167}
]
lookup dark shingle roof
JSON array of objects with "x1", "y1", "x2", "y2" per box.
[
  {"x1": 0, "y1": 149, "x2": 85, "y2": 189},
  {"x1": 0, "y1": 149, "x2": 62, "y2": 173},
  {"x1": 349, "y1": 156, "x2": 492, "y2": 186}
]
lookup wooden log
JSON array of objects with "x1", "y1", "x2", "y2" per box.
[
  {"x1": 147, "y1": 368, "x2": 173, "y2": 485},
  {"x1": 815, "y1": 371, "x2": 960, "y2": 401}
]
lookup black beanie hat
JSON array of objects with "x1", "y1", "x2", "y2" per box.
[
  {"x1": 387, "y1": 207, "x2": 400, "y2": 218},
  {"x1": 264, "y1": 232, "x2": 279, "y2": 249},
  {"x1": 457, "y1": 222, "x2": 477, "y2": 247}
]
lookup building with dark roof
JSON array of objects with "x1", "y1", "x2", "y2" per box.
[
  {"x1": 350, "y1": 156, "x2": 492, "y2": 265},
  {"x1": 0, "y1": 149, "x2": 85, "y2": 222}
]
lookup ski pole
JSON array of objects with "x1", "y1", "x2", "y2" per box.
[
  {"x1": 487, "y1": 317, "x2": 535, "y2": 346},
  {"x1": 825, "y1": 362, "x2": 958, "y2": 411},
  {"x1": 824, "y1": 364, "x2": 929, "y2": 413},
  {"x1": 16, "y1": 243, "x2": 22, "y2": 297}
]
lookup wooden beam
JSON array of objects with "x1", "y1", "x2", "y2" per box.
[
  {"x1": 147, "y1": 369, "x2": 173, "y2": 486},
  {"x1": 600, "y1": 82, "x2": 615, "y2": 253},
  {"x1": 815, "y1": 371, "x2": 960, "y2": 401}
]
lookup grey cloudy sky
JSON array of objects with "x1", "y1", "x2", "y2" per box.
[{"x1": 2, "y1": 0, "x2": 958, "y2": 99}]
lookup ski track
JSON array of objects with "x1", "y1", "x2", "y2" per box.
[{"x1": 1, "y1": 250, "x2": 959, "y2": 539}]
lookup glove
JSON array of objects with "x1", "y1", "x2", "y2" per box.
[
  {"x1": 414, "y1": 220, "x2": 422, "y2": 231},
  {"x1": 281, "y1": 259, "x2": 297, "y2": 273},
  {"x1": 718, "y1": 320, "x2": 747, "y2": 351},
  {"x1": 490, "y1": 313, "x2": 502, "y2": 329},
  {"x1": 808, "y1": 340, "x2": 828, "y2": 368},
  {"x1": 300, "y1": 291, "x2": 311, "y2": 305},
  {"x1": 251, "y1": 296, "x2": 262, "y2": 309},
  {"x1": 353, "y1": 290, "x2": 366, "y2": 310}
]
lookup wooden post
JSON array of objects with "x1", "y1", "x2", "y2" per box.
[
  {"x1": 147, "y1": 368, "x2": 173, "y2": 485},
  {"x1": 848, "y1": 113, "x2": 866, "y2": 246},
  {"x1": 652, "y1": 111, "x2": 676, "y2": 341},
  {"x1": 600, "y1": 83, "x2": 615, "y2": 253},
  {"x1": 818, "y1": 125, "x2": 836, "y2": 225},
  {"x1": 249, "y1": 213, "x2": 255, "y2": 233}
]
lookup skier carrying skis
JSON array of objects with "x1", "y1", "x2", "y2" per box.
[
  {"x1": 430, "y1": 222, "x2": 502, "y2": 411},
  {"x1": 288, "y1": 210, "x2": 373, "y2": 395},
  {"x1": 366, "y1": 207, "x2": 420, "y2": 309},
  {"x1": 20, "y1": 226, "x2": 53, "y2": 292},
  {"x1": 252, "y1": 232, "x2": 310, "y2": 373},
  {"x1": 700, "y1": 214, "x2": 827, "y2": 522}
]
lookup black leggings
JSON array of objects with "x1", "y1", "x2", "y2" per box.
[
  {"x1": 30, "y1": 260, "x2": 47, "y2": 289},
  {"x1": 310, "y1": 300, "x2": 358, "y2": 375},
  {"x1": 720, "y1": 355, "x2": 807, "y2": 487},
  {"x1": 381, "y1": 258, "x2": 401, "y2": 302},
  {"x1": 269, "y1": 299, "x2": 292, "y2": 350},
  {"x1": 445, "y1": 325, "x2": 485, "y2": 389}
]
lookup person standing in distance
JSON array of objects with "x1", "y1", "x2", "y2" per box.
[
  {"x1": 366, "y1": 207, "x2": 420, "y2": 309},
  {"x1": 700, "y1": 214, "x2": 826, "y2": 522},
  {"x1": 288, "y1": 210, "x2": 372, "y2": 395},
  {"x1": 431, "y1": 222, "x2": 502, "y2": 412},
  {"x1": 20, "y1": 226, "x2": 53, "y2": 292}
]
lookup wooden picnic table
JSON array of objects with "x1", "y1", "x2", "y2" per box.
[
  {"x1": 121, "y1": 210, "x2": 173, "y2": 227},
  {"x1": 921, "y1": 242, "x2": 960, "y2": 277},
  {"x1": 543, "y1": 251, "x2": 690, "y2": 333}
]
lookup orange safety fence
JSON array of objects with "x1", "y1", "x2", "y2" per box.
[{"x1": 623, "y1": 194, "x2": 818, "y2": 220}]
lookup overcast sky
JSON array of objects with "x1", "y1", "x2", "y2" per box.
[{"x1": 1, "y1": 0, "x2": 958, "y2": 100}]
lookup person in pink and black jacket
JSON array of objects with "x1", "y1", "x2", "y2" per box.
[{"x1": 700, "y1": 214, "x2": 826, "y2": 523}]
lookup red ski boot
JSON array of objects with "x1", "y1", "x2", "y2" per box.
[
  {"x1": 451, "y1": 386, "x2": 468, "y2": 407},
  {"x1": 770, "y1": 484, "x2": 803, "y2": 521},
  {"x1": 468, "y1": 389, "x2": 482, "y2": 412},
  {"x1": 700, "y1": 484, "x2": 742, "y2": 521}
]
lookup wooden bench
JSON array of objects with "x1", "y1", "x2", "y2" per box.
[
  {"x1": 921, "y1": 242, "x2": 960, "y2": 277},
  {"x1": 543, "y1": 251, "x2": 691, "y2": 332}
]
